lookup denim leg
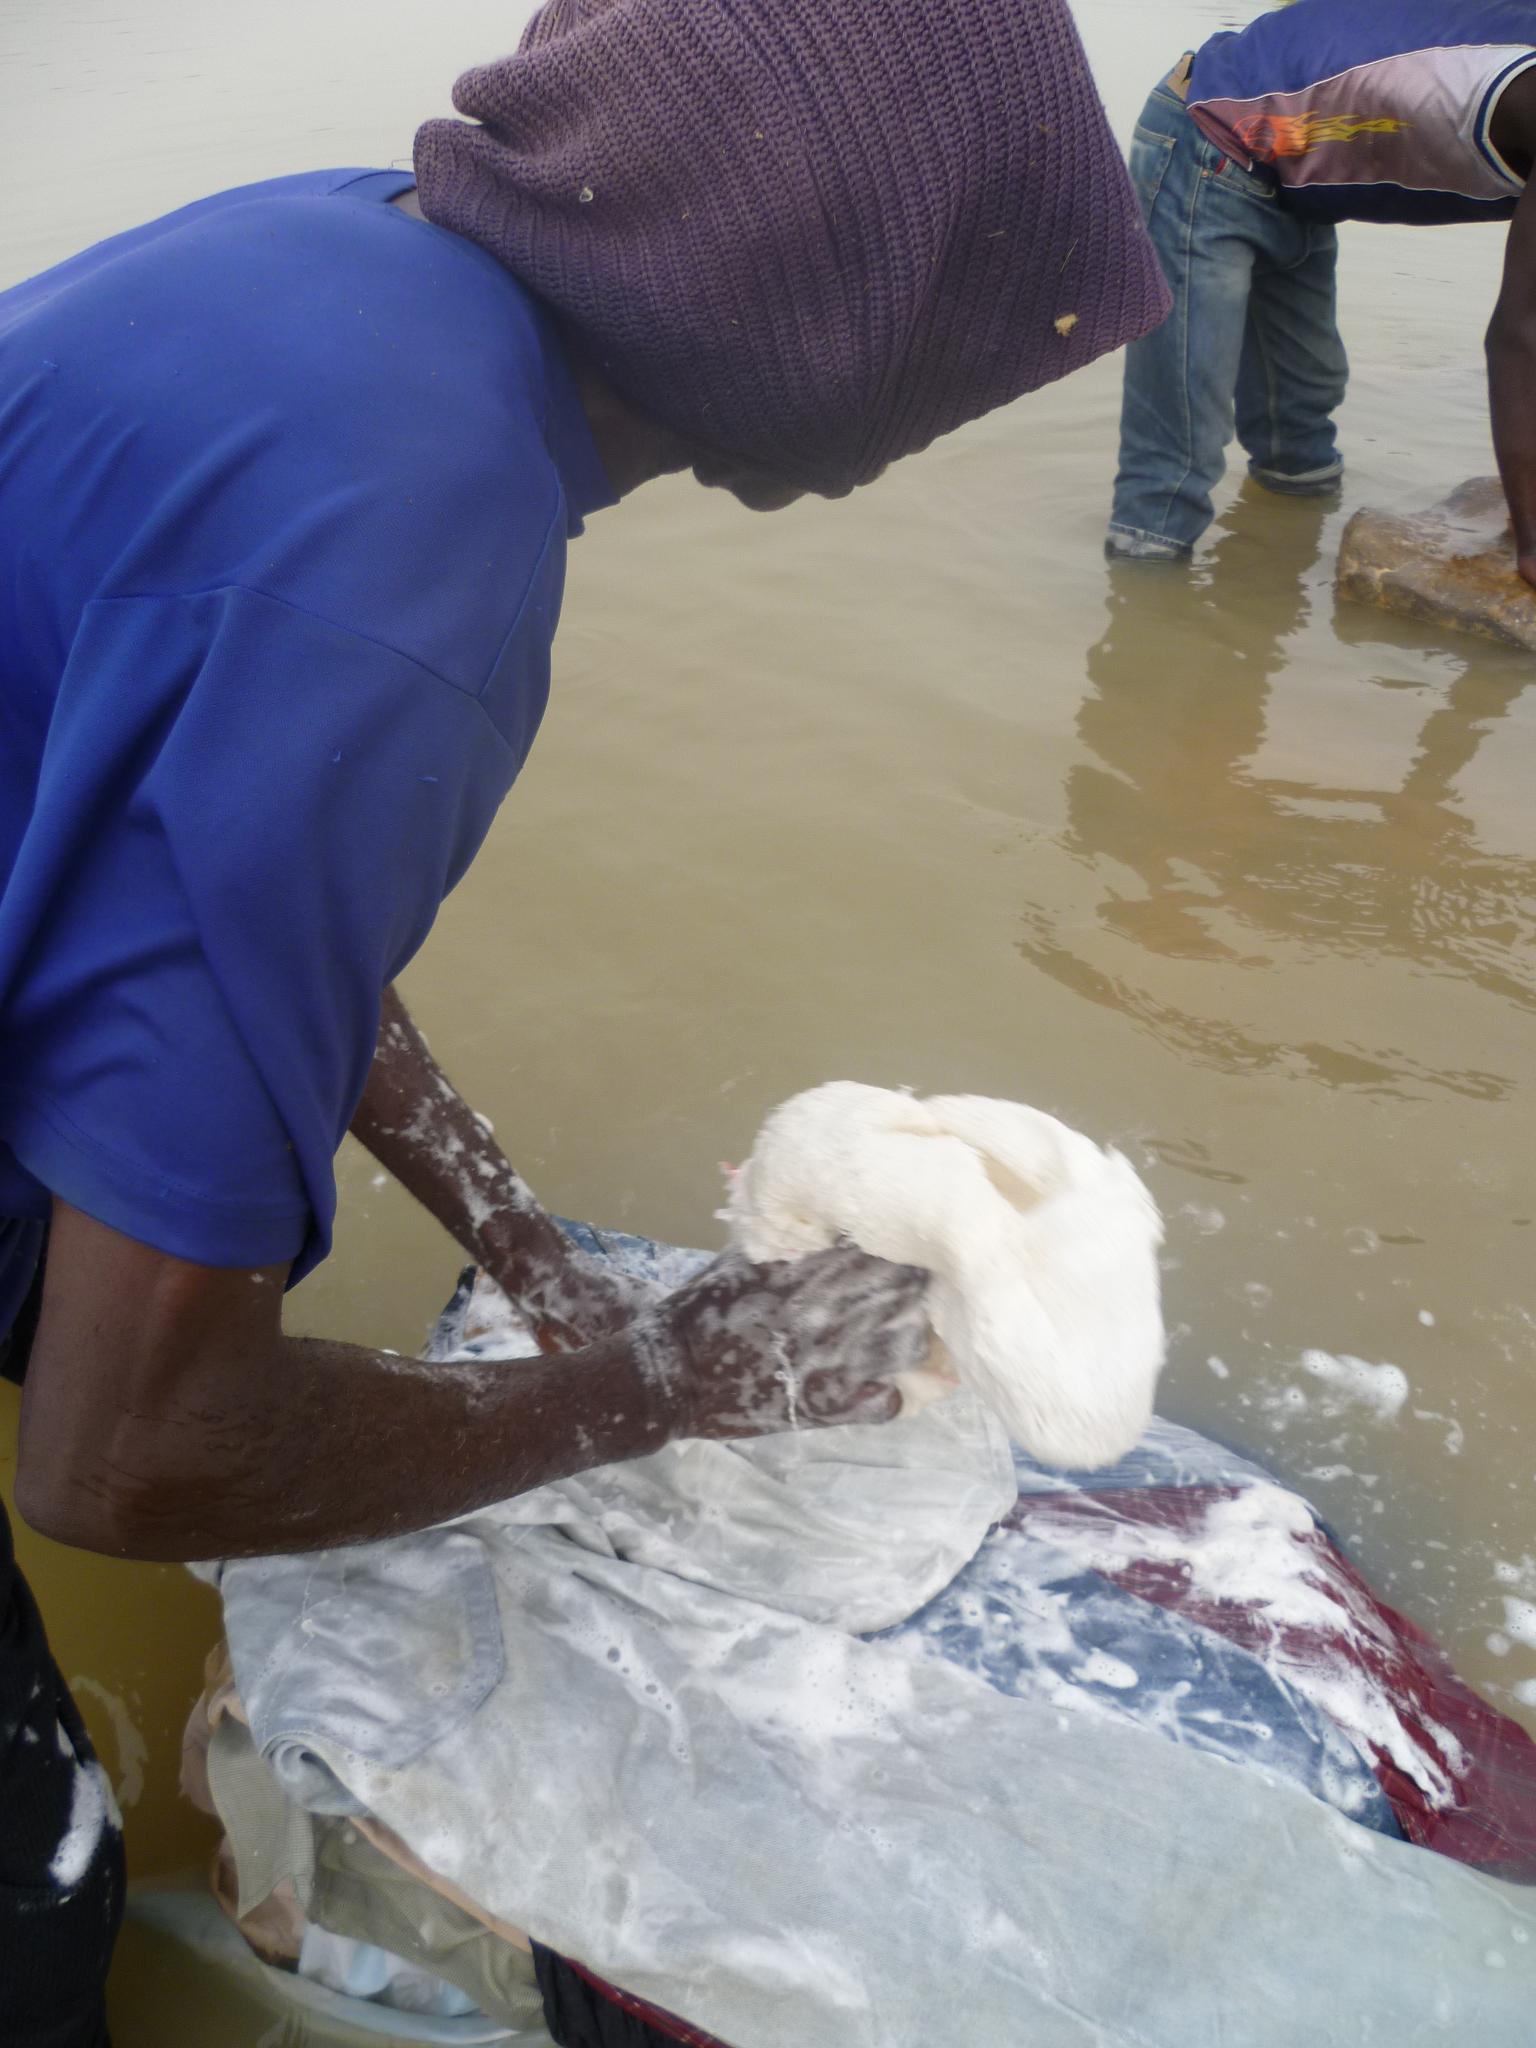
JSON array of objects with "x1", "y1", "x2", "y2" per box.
[
  {"x1": 1108, "y1": 92, "x2": 1263, "y2": 556},
  {"x1": 1236, "y1": 224, "x2": 1348, "y2": 488}
]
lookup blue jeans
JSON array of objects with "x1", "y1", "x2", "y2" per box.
[{"x1": 1108, "y1": 82, "x2": 1348, "y2": 557}]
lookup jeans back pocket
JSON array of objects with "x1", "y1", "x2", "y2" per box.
[
  {"x1": 225, "y1": 1525, "x2": 506, "y2": 1803},
  {"x1": 1129, "y1": 125, "x2": 1179, "y2": 219}
]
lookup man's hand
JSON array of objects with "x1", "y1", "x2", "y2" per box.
[
  {"x1": 17, "y1": 995, "x2": 931, "y2": 1562},
  {"x1": 16, "y1": 1206, "x2": 926, "y2": 1563},
  {"x1": 14, "y1": 1200, "x2": 668, "y2": 1561},
  {"x1": 351, "y1": 985, "x2": 611, "y2": 1342},
  {"x1": 483, "y1": 1231, "x2": 658, "y2": 1351},
  {"x1": 633, "y1": 1245, "x2": 930, "y2": 1440}
]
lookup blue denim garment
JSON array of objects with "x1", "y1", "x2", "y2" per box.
[{"x1": 1108, "y1": 82, "x2": 1348, "y2": 557}]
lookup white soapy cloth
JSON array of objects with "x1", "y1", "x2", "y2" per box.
[
  {"x1": 211, "y1": 1252, "x2": 1536, "y2": 2046},
  {"x1": 218, "y1": 1390, "x2": 1536, "y2": 2048},
  {"x1": 724, "y1": 1083, "x2": 1165, "y2": 1468}
]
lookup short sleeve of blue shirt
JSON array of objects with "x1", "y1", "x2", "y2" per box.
[{"x1": 0, "y1": 169, "x2": 614, "y2": 1292}]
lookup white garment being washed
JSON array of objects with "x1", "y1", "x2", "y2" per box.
[
  {"x1": 725, "y1": 1083, "x2": 1164, "y2": 1467},
  {"x1": 211, "y1": 1268, "x2": 1536, "y2": 2048}
]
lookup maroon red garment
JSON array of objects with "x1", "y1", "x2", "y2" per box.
[
  {"x1": 534, "y1": 1943, "x2": 733, "y2": 2048},
  {"x1": 1004, "y1": 1484, "x2": 1536, "y2": 1880}
]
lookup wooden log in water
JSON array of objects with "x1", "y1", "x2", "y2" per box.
[{"x1": 1335, "y1": 476, "x2": 1536, "y2": 653}]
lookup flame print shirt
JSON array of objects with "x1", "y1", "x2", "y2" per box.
[{"x1": 1188, "y1": 0, "x2": 1536, "y2": 223}]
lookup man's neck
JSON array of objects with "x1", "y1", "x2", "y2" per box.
[
  {"x1": 569, "y1": 363, "x2": 695, "y2": 499},
  {"x1": 388, "y1": 185, "x2": 692, "y2": 499}
]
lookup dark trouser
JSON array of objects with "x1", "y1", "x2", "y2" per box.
[
  {"x1": 1, "y1": 1257, "x2": 123, "y2": 2048},
  {"x1": 532, "y1": 1943, "x2": 732, "y2": 2048}
]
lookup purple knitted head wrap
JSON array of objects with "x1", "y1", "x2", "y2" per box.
[{"x1": 415, "y1": 0, "x2": 1169, "y2": 498}]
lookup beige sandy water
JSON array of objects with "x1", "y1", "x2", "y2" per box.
[{"x1": 3, "y1": 0, "x2": 1535, "y2": 2036}]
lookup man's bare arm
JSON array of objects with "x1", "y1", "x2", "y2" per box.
[
  {"x1": 351, "y1": 986, "x2": 644, "y2": 1348},
  {"x1": 14, "y1": 1202, "x2": 919, "y2": 1563},
  {"x1": 1487, "y1": 77, "x2": 1536, "y2": 587}
]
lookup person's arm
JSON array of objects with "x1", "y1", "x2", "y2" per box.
[
  {"x1": 1487, "y1": 119, "x2": 1536, "y2": 586},
  {"x1": 350, "y1": 986, "x2": 648, "y2": 1349},
  {"x1": 14, "y1": 1200, "x2": 923, "y2": 1563}
]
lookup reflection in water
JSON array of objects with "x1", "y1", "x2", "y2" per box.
[{"x1": 1020, "y1": 484, "x2": 1533, "y2": 1099}]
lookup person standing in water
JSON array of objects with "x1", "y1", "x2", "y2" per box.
[
  {"x1": 0, "y1": 1, "x2": 1168, "y2": 2038},
  {"x1": 1106, "y1": 0, "x2": 1536, "y2": 577}
]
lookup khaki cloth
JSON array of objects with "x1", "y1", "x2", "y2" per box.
[{"x1": 183, "y1": 1644, "x2": 544, "y2": 2031}]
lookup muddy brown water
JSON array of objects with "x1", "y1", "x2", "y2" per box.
[{"x1": 3, "y1": 0, "x2": 1534, "y2": 2036}]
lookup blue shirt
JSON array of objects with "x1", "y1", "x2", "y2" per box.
[
  {"x1": 1189, "y1": 0, "x2": 1536, "y2": 224},
  {"x1": 0, "y1": 169, "x2": 613, "y2": 1334}
]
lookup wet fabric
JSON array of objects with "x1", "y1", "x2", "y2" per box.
[
  {"x1": 0, "y1": 168, "x2": 612, "y2": 1314},
  {"x1": 1188, "y1": 0, "x2": 1536, "y2": 223},
  {"x1": 298, "y1": 1919, "x2": 487, "y2": 2020},
  {"x1": 722, "y1": 1083, "x2": 1165, "y2": 1468},
  {"x1": 206, "y1": 1234, "x2": 1536, "y2": 2046},
  {"x1": 127, "y1": 1883, "x2": 528, "y2": 2047},
  {"x1": 298, "y1": 1828, "x2": 544, "y2": 2032},
  {"x1": 532, "y1": 1946, "x2": 729, "y2": 2048},
  {"x1": 193, "y1": 1702, "x2": 547, "y2": 2033},
  {"x1": 0, "y1": 1500, "x2": 124, "y2": 2048},
  {"x1": 886, "y1": 1427, "x2": 1536, "y2": 1877}
]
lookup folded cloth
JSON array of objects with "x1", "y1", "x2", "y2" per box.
[
  {"x1": 724, "y1": 1082, "x2": 1165, "y2": 1466},
  {"x1": 198, "y1": 1706, "x2": 548, "y2": 2031},
  {"x1": 218, "y1": 1384, "x2": 1016, "y2": 1818},
  {"x1": 207, "y1": 1235, "x2": 1536, "y2": 2047}
]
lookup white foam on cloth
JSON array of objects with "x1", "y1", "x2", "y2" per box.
[
  {"x1": 724, "y1": 1082, "x2": 1165, "y2": 1468},
  {"x1": 1010, "y1": 1480, "x2": 1467, "y2": 1811}
]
